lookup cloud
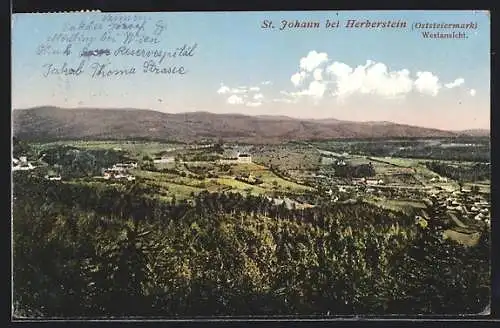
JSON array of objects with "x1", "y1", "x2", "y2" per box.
[
  {"x1": 217, "y1": 84, "x2": 249, "y2": 94},
  {"x1": 414, "y1": 71, "x2": 441, "y2": 96},
  {"x1": 231, "y1": 87, "x2": 248, "y2": 94},
  {"x1": 261, "y1": 81, "x2": 272, "y2": 85},
  {"x1": 285, "y1": 52, "x2": 470, "y2": 102},
  {"x1": 284, "y1": 81, "x2": 327, "y2": 100},
  {"x1": 326, "y1": 60, "x2": 413, "y2": 99},
  {"x1": 470, "y1": 89, "x2": 477, "y2": 96},
  {"x1": 299, "y1": 50, "x2": 329, "y2": 72},
  {"x1": 227, "y1": 95, "x2": 244, "y2": 105},
  {"x1": 445, "y1": 78, "x2": 465, "y2": 89},
  {"x1": 313, "y1": 68, "x2": 323, "y2": 81},
  {"x1": 327, "y1": 61, "x2": 353, "y2": 77},
  {"x1": 219, "y1": 82, "x2": 266, "y2": 106},
  {"x1": 217, "y1": 84, "x2": 231, "y2": 94},
  {"x1": 300, "y1": 81, "x2": 327, "y2": 98},
  {"x1": 291, "y1": 71, "x2": 307, "y2": 87}
]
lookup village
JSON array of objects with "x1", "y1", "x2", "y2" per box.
[
  {"x1": 12, "y1": 140, "x2": 491, "y2": 233},
  {"x1": 101, "y1": 162, "x2": 138, "y2": 181}
]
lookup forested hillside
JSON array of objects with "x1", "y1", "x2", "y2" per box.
[
  {"x1": 13, "y1": 173, "x2": 490, "y2": 317},
  {"x1": 13, "y1": 107, "x2": 458, "y2": 143}
]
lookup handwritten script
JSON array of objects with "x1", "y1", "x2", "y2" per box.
[{"x1": 36, "y1": 14, "x2": 198, "y2": 78}]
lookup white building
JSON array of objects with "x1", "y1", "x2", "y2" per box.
[
  {"x1": 104, "y1": 170, "x2": 135, "y2": 181},
  {"x1": 114, "y1": 162, "x2": 137, "y2": 169},
  {"x1": 153, "y1": 157, "x2": 175, "y2": 164},
  {"x1": 237, "y1": 153, "x2": 252, "y2": 163},
  {"x1": 109, "y1": 166, "x2": 126, "y2": 172},
  {"x1": 12, "y1": 157, "x2": 35, "y2": 171},
  {"x1": 45, "y1": 175, "x2": 62, "y2": 181},
  {"x1": 366, "y1": 179, "x2": 382, "y2": 186}
]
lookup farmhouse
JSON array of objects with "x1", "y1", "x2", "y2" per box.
[
  {"x1": 237, "y1": 153, "x2": 252, "y2": 163},
  {"x1": 430, "y1": 176, "x2": 448, "y2": 183},
  {"x1": 103, "y1": 170, "x2": 135, "y2": 181},
  {"x1": 366, "y1": 179, "x2": 384, "y2": 185},
  {"x1": 108, "y1": 166, "x2": 125, "y2": 172},
  {"x1": 45, "y1": 174, "x2": 62, "y2": 181},
  {"x1": 153, "y1": 157, "x2": 175, "y2": 164},
  {"x1": 106, "y1": 162, "x2": 137, "y2": 173},
  {"x1": 114, "y1": 162, "x2": 138, "y2": 169},
  {"x1": 12, "y1": 157, "x2": 35, "y2": 171}
]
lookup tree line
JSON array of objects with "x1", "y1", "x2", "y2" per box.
[
  {"x1": 425, "y1": 161, "x2": 490, "y2": 182},
  {"x1": 12, "y1": 173, "x2": 490, "y2": 317}
]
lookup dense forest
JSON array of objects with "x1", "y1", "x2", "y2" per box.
[
  {"x1": 425, "y1": 161, "x2": 491, "y2": 182},
  {"x1": 13, "y1": 173, "x2": 490, "y2": 317},
  {"x1": 314, "y1": 138, "x2": 490, "y2": 163},
  {"x1": 332, "y1": 163, "x2": 376, "y2": 179},
  {"x1": 42, "y1": 146, "x2": 132, "y2": 178},
  {"x1": 12, "y1": 139, "x2": 133, "y2": 179}
]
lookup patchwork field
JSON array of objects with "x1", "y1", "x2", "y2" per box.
[
  {"x1": 21, "y1": 138, "x2": 490, "y2": 245},
  {"x1": 365, "y1": 197, "x2": 428, "y2": 214},
  {"x1": 13, "y1": 135, "x2": 491, "y2": 317},
  {"x1": 34, "y1": 140, "x2": 183, "y2": 159}
]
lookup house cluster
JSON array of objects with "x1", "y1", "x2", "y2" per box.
[
  {"x1": 186, "y1": 143, "x2": 214, "y2": 150},
  {"x1": 102, "y1": 162, "x2": 137, "y2": 181},
  {"x1": 326, "y1": 186, "x2": 350, "y2": 195},
  {"x1": 12, "y1": 156, "x2": 35, "y2": 171},
  {"x1": 352, "y1": 178, "x2": 385, "y2": 186},
  {"x1": 428, "y1": 189, "x2": 490, "y2": 226},
  {"x1": 430, "y1": 176, "x2": 448, "y2": 183}
]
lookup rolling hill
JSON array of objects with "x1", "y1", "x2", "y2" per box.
[
  {"x1": 456, "y1": 129, "x2": 490, "y2": 137},
  {"x1": 13, "y1": 106, "x2": 463, "y2": 143}
]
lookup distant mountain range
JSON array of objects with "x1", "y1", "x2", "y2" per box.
[{"x1": 12, "y1": 107, "x2": 489, "y2": 143}]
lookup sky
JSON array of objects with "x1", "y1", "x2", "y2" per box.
[{"x1": 11, "y1": 10, "x2": 490, "y2": 130}]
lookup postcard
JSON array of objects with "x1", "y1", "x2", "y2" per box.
[{"x1": 11, "y1": 10, "x2": 491, "y2": 319}]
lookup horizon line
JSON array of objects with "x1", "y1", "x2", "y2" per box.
[{"x1": 12, "y1": 105, "x2": 491, "y2": 133}]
